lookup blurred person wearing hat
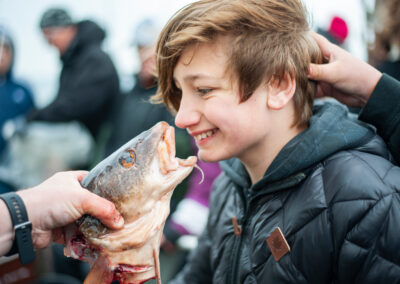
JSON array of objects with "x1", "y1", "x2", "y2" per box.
[
  {"x1": 28, "y1": 8, "x2": 120, "y2": 140},
  {"x1": 104, "y1": 17, "x2": 192, "y2": 201},
  {"x1": 0, "y1": 26, "x2": 35, "y2": 193}
]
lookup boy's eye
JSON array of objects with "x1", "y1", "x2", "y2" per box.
[{"x1": 196, "y1": 88, "x2": 213, "y2": 96}]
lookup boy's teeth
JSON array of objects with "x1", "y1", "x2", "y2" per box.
[{"x1": 195, "y1": 130, "x2": 213, "y2": 140}]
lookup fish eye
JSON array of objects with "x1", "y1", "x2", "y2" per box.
[{"x1": 119, "y1": 149, "x2": 136, "y2": 169}]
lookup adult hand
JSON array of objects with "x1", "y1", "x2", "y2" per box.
[
  {"x1": 17, "y1": 171, "x2": 124, "y2": 249},
  {"x1": 308, "y1": 32, "x2": 383, "y2": 108}
]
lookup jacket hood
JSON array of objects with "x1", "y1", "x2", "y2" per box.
[
  {"x1": 61, "y1": 20, "x2": 105, "y2": 62},
  {"x1": 0, "y1": 26, "x2": 15, "y2": 79},
  {"x1": 220, "y1": 100, "x2": 377, "y2": 191}
]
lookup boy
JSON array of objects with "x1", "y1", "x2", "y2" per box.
[{"x1": 154, "y1": 0, "x2": 400, "y2": 283}]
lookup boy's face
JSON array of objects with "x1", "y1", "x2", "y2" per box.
[{"x1": 173, "y1": 36, "x2": 273, "y2": 163}]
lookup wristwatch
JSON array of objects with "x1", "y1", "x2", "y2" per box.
[{"x1": 0, "y1": 192, "x2": 35, "y2": 265}]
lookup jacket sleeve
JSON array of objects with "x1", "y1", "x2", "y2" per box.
[
  {"x1": 359, "y1": 74, "x2": 400, "y2": 164},
  {"x1": 335, "y1": 160, "x2": 400, "y2": 283},
  {"x1": 28, "y1": 52, "x2": 118, "y2": 123}
]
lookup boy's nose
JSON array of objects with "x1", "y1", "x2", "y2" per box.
[{"x1": 174, "y1": 95, "x2": 201, "y2": 129}]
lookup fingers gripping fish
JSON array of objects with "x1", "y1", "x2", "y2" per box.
[{"x1": 64, "y1": 121, "x2": 197, "y2": 284}]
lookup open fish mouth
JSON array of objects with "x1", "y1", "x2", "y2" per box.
[
  {"x1": 157, "y1": 122, "x2": 197, "y2": 174},
  {"x1": 156, "y1": 122, "x2": 197, "y2": 190}
]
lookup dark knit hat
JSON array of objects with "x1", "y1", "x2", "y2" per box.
[{"x1": 39, "y1": 8, "x2": 73, "y2": 29}]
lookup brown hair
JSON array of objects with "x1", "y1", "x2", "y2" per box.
[{"x1": 153, "y1": 0, "x2": 322, "y2": 127}]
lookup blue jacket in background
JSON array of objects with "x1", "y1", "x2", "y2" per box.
[
  {"x1": 0, "y1": 27, "x2": 35, "y2": 193},
  {"x1": 0, "y1": 75, "x2": 35, "y2": 154}
]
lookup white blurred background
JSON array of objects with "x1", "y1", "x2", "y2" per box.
[{"x1": 0, "y1": 0, "x2": 375, "y2": 108}]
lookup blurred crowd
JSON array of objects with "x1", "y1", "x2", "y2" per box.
[{"x1": 0, "y1": 0, "x2": 399, "y2": 283}]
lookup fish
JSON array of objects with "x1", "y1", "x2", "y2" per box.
[{"x1": 63, "y1": 121, "x2": 197, "y2": 284}]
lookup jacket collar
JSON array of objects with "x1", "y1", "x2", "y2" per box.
[{"x1": 221, "y1": 100, "x2": 376, "y2": 193}]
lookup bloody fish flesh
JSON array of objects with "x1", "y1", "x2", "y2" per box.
[{"x1": 63, "y1": 121, "x2": 197, "y2": 284}]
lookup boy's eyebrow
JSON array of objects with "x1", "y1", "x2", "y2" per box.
[{"x1": 174, "y1": 74, "x2": 219, "y2": 84}]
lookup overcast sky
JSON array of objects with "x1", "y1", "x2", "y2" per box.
[{"x1": 0, "y1": 0, "x2": 374, "y2": 107}]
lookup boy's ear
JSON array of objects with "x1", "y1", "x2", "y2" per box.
[{"x1": 266, "y1": 73, "x2": 296, "y2": 110}]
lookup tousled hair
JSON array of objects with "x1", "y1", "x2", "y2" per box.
[{"x1": 153, "y1": 0, "x2": 322, "y2": 127}]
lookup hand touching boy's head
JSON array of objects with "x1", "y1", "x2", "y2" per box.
[{"x1": 154, "y1": 0, "x2": 322, "y2": 128}]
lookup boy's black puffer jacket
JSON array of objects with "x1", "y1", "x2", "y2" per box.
[{"x1": 170, "y1": 101, "x2": 400, "y2": 284}]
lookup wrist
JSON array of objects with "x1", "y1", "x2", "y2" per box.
[
  {"x1": 363, "y1": 66, "x2": 382, "y2": 101},
  {"x1": 17, "y1": 189, "x2": 44, "y2": 248},
  {"x1": 17, "y1": 189, "x2": 37, "y2": 228}
]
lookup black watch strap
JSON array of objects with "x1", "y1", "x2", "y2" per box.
[{"x1": 0, "y1": 192, "x2": 35, "y2": 265}]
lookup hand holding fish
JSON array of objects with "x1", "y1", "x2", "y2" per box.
[{"x1": 0, "y1": 171, "x2": 124, "y2": 256}]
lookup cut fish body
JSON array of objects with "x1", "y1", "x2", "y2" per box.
[{"x1": 64, "y1": 121, "x2": 196, "y2": 284}]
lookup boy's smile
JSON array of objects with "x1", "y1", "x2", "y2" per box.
[{"x1": 191, "y1": 129, "x2": 216, "y2": 144}]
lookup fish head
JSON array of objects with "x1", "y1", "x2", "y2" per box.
[
  {"x1": 81, "y1": 121, "x2": 196, "y2": 221},
  {"x1": 66, "y1": 121, "x2": 197, "y2": 283}
]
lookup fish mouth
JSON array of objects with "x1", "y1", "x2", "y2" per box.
[{"x1": 157, "y1": 122, "x2": 197, "y2": 174}]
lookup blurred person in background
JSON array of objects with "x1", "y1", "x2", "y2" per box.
[
  {"x1": 28, "y1": 8, "x2": 120, "y2": 143},
  {"x1": 103, "y1": 17, "x2": 192, "y2": 205},
  {"x1": 369, "y1": 0, "x2": 400, "y2": 81},
  {"x1": 104, "y1": 18, "x2": 181, "y2": 156},
  {"x1": 0, "y1": 26, "x2": 35, "y2": 194}
]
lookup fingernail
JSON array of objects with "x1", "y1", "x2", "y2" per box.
[{"x1": 114, "y1": 215, "x2": 124, "y2": 227}]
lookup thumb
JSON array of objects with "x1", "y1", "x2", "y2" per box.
[
  {"x1": 308, "y1": 63, "x2": 332, "y2": 82},
  {"x1": 82, "y1": 192, "x2": 124, "y2": 230}
]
